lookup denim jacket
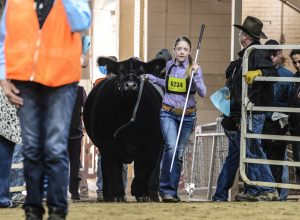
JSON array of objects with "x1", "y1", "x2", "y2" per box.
[{"x1": 273, "y1": 66, "x2": 293, "y2": 108}]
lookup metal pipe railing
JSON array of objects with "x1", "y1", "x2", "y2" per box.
[{"x1": 240, "y1": 44, "x2": 300, "y2": 190}]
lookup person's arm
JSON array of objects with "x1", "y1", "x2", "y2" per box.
[
  {"x1": 193, "y1": 65, "x2": 206, "y2": 97},
  {"x1": 81, "y1": 55, "x2": 88, "y2": 68},
  {"x1": 62, "y1": 0, "x2": 91, "y2": 32},
  {"x1": 257, "y1": 53, "x2": 278, "y2": 77},
  {"x1": 246, "y1": 50, "x2": 278, "y2": 84},
  {"x1": 0, "y1": 2, "x2": 7, "y2": 81},
  {"x1": 0, "y1": 3, "x2": 23, "y2": 107},
  {"x1": 253, "y1": 50, "x2": 278, "y2": 77},
  {"x1": 146, "y1": 74, "x2": 166, "y2": 88}
]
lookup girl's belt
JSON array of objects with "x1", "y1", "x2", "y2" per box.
[{"x1": 162, "y1": 104, "x2": 196, "y2": 115}]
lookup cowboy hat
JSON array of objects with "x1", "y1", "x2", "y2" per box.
[{"x1": 234, "y1": 16, "x2": 267, "y2": 40}]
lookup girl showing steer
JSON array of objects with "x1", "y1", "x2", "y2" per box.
[{"x1": 147, "y1": 36, "x2": 206, "y2": 202}]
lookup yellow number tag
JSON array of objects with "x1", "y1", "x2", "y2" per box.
[{"x1": 168, "y1": 77, "x2": 187, "y2": 93}]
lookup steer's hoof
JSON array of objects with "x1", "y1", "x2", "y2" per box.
[
  {"x1": 110, "y1": 196, "x2": 127, "y2": 202},
  {"x1": 135, "y1": 196, "x2": 150, "y2": 202},
  {"x1": 150, "y1": 195, "x2": 160, "y2": 202}
]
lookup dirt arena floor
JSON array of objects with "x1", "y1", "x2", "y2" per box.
[{"x1": 1, "y1": 199, "x2": 300, "y2": 220}]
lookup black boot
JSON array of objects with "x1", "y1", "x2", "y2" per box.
[
  {"x1": 70, "y1": 193, "x2": 80, "y2": 201},
  {"x1": 48, "y1": 207, "x2": 66, "y2": 220},
  {"x1": 24, "y1": 206, "x2": 45, "y2": 220}
]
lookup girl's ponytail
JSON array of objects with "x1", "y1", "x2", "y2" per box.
[{"x1": 185, "y1": 55, "x2": 193, "y2": 78}]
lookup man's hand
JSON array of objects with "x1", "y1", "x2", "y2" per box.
[
  {"x1": 0, "y1": 80, "x2": 23, "y2": 107},
  {"x1": 245, "y1": 70, "x2": 262, "y2": 84}
]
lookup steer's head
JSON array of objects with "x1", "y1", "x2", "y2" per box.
[{"x1": 97, "y1": 57, "x2": 165, "y2": 97}]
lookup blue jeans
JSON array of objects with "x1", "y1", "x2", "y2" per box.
[
  {"x1": 213, "y1": 114, "x2": 275, "y2": 200},
  {"x1": 280, "y1": 150, "x2": 289, "y2": 200},
  {"x1": 15, "y1": 81, "x2": 77, "y2": 214},
  {"x1": 212, "y1": 130, "x2": 240, "y2": 201},
  {"x1": 0, "y1": 136, "x2": 15, "y2": 207},
  {"x1": 159, "y1": 110, "x2": 196, "y2": 197},
  {"x1": 10, "y1": 144, "x2": 25, "y2": 193},
  {"x1": 96, "y1": 153, "x2": 128, "y2": 192},
  {"x1": 245, "y1": 114, "x2": 275, "y2": 195},
  {"x1": 292, "y1": 141, "x2": 300, "y2": 180}
]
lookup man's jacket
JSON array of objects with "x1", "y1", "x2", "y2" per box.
[
  {"x1": 288, "y1": 72, "x2": 300, "y2": 133},
  {"x1": 226, "y1": 41, "x2": 278, "y2": 121},
  {"x1": 0, "y1": 0, "x2": 91, "y2": 87}
]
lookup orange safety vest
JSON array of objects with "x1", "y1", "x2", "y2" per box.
[{"x1": 5, "y1": 0, "x2": 81, "y2": 87}]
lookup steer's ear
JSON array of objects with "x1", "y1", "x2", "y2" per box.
[
  {"x1": 145, "y1": 58, "x2": 166, "y2": 77},
  {"x1": 97, "y1": 56, "x2": 119, "y2": 74}
]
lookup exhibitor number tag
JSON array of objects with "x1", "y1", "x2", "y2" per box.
[{"x1": 167, "y1": 76, "x2": 187, "y2": 93}]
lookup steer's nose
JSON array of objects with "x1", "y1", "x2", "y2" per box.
[{"x1": 124, "y1": 81, "x2": 138, "y2": 91}]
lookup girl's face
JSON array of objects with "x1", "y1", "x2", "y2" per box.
[{"x1": 173, "y1": 40, "x2": 191, "y2": 64}]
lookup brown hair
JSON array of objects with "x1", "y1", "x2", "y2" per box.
[{"x1": 174, "y1": 36, "x2": 193, "y2": 78}]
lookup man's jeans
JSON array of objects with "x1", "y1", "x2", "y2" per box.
[
  {"x1": 212, "y1": 130, "x2": 240, "y2": 201},
  {"x1": 292, "y1": 141, "x2": 300, "y2": 182},
  {"x1": 96, "y1": 154, "x2": 128, "y2": 192},
  {"x1": 280, "y1": 151, "x2": 289, "y2": 200},
  {"x1": 159, "y1": 110, "x2": 196, "y2": 197},
  {"x1": 262, "y1": 118, "x2": 289, "y2": 200},
  {"x1": 290, "y1": 123, "x2": 300, "y2": 182},
  {"x1": 0, "y1": 136, "x2": 15, "y2": 207},
  {"x1": 15, "y1": 81, "x2": 77, "y2": 213},
  {"x1": 245, "y1": 114, "x2": 275, "y2": 195},
  {"x1": 213, "y1": 114, "x2": 275, "y2": 201}
]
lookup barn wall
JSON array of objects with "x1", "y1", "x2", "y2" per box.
[{"x1": 147, "y1": 0, "x2": 232, "y2": 124}]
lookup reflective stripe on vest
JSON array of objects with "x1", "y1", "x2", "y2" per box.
[{"x1": 5, "y1": 0, "x2": 81, "y2": 87}]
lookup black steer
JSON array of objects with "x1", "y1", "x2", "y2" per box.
[{"x1": 83, "y1": 57, "x2": 165, "y2": 202}]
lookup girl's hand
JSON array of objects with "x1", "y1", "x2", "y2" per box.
[{"x1": 192, "y1": 63, "x2": 200, "y2": 73}]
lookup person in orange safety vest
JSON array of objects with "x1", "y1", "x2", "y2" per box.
[{"x1": 0, "y1": 1, "x2": 91, "y2": 219}]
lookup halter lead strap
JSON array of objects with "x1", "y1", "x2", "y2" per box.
[{"x1": 113, "y1": 78, "x2": 145, "y2": 138}]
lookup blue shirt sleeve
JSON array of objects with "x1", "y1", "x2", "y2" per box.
[
  {"x1": 0, "y1": 3, "x2": 7, "y2": 80},
  {"x1": 62, "y1": 0, "x2": 91, "y2": 32}
]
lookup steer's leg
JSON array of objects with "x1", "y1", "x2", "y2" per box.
[
  {"x1": 148, "y1": 142, "x2": 163, "y2": 202},
  {"x1": 101, "y1": 148, "x2": 125, "y2": 202},
  {"x1": 132, "y1": 141, "x2": 161, "y2": 202}
]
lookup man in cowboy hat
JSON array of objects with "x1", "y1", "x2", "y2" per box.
[{"x1": 212, "y1": 16, "x2": 279, "y2": 202}]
